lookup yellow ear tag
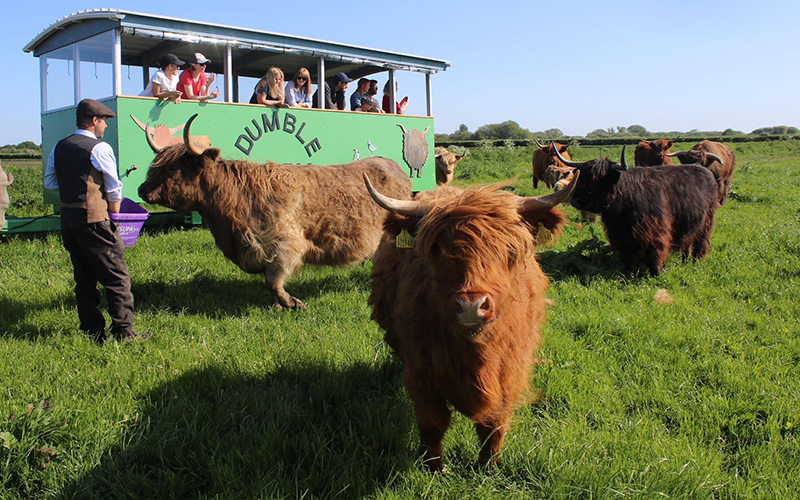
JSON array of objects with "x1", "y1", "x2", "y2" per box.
[{"x1": 396, "y1": 228, "x2": 414, "y2": 248}]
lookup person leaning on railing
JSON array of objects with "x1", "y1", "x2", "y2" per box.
[
  {"x1": 139, "y1": 53, "x2": 184, "y2": 104},
  {"x1": 178, "y1": 52, "x2": 220, "y2": 101}
]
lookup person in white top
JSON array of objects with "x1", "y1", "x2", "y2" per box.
[
  {"x1": 284, "y1": 67, "x2": 313, "y2": 108},
  {"x1": 140, "y1": 53, "x2": 184, "y2": 103}
]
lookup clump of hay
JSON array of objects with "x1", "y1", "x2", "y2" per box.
[{"x1": 654, "y1": 288, "x2": 674, "y2": 305}]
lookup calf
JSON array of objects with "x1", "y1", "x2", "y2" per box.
[
  {"x1": 434, "y1": 146, "x2": 465, "y2": 185},
  {"x1": 532, "y1": 139, "x2": 571, "y2": 189}
]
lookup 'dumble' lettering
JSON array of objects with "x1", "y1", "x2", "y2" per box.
[{"x1": 234, "y1": 109, "x2": 321, "y2": 157}]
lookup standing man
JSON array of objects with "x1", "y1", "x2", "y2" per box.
[
  {"x1": 44, "y1": 99, "x2": 150, "y2": 345},
  {"x1": 312, "y1": 72, "x2": 352, "y2": 110}
]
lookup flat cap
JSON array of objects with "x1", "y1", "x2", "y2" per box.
[{"x1": 76, "y1": 99, "x2": 116, "y2": 119}]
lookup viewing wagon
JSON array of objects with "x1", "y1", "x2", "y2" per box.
[{"x1": 3, "y1": 9, "x2": 450, "y2": 234}]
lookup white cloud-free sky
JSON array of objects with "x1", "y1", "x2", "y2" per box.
[{"x1": 4, "y1": 0, "x2": 799, "y2": 145}]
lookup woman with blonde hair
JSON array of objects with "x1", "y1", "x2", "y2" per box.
[
  {"x1": 250, "y1": 67, "x2": 286, "y2": 106},
  {"x1": 285, "y1": 67, "x2": 313, "y2": 108}
]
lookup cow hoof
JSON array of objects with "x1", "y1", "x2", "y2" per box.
[{"x1": 273, "y1": 295, "x2": 306, "y2": 311}]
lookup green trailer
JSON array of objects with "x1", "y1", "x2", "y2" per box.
[{"x1": 4, "y1": 9, "x2": 450, "y2": 235}]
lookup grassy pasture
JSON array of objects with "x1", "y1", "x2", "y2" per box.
[{"x1": 1, "y1": 140, "x2": 799, "y2": 499}]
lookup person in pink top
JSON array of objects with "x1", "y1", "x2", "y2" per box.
[{"x1": 178, "y1": 53, "x2": 220, "y2": 101}]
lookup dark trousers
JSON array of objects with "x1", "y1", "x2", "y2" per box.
[{"x1": 61, "y1": 220, "x2": 134, "y2": 336}]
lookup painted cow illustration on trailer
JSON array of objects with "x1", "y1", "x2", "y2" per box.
[
  {"x1": 634, "y1": 139, "x2": 674, "y2": 166},
  {"x1": 138, "y1": 114, "x2": 412, "y2": 310},
  {"x1": 365, "y1": 172, "x2": 577, "y2": 470},
  {"x1": 667, "y1": 140, "x2": 736, "y2": 205},
  {"x1": 434, "y1": 146, "x2": 465, "y2": 185},
  {"x1": 555, "y1": 147, "x2": 718, "y2": 275}
]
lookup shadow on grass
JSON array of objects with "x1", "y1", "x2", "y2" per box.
[
  {"x1": 62, "y1": 359, "x2": 413, "y2": 499},
  {"x1": 0, "y1": 264, "x2": 372, "y2": 340},
  {"x1": 133, "y1": 263, "x2": 372, "y2": 316},
  {"x1": 538, "y1": 231, "x2": 628, "y2": 283}
]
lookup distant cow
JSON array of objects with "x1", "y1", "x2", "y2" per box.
[
  {"x1": 138, "y1": 114, "x2": 412, "y2": 310},
  {"x1": 667, "y1": 140, "x2": 735, "y2": 204},
  {"x1": 555, "y1": 147, "x2": 718, "y2": 275},
  {"x1": 365, "y1": 172, "x2": 577, "y2": 470},
  {"x1": 634, "y1": 139, "x2": 674, "y2": 166},
  {"x1": 532, "y1": 139, "x2": 572, "y2": 189},
  {"x1": 0, "y1": 164, "x2": 13, "y2": 229},
  {"x1": 434, "y1": 146, "x2": 465, "y2": 185}
]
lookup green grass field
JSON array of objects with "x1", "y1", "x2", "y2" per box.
[{"x1": 1, "y1": 141, "x2": 799, "y2": 499}]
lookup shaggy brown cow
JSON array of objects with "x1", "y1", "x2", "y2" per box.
[
  {"x1": 634, "y1": 139, "x2": 674, "y2": 166},
  {"x1": 138, "y1": 115, "x2": 412, "y2": 310},
  {"x1": 434, "y1": 146, "x2": 465, "y2": 185},
  {"x1": 365, "y1": 172, "x2": 577, "y2": 470},
  {"x1": 532, "y1": 139, "x2": 571, "y2": 189},
  {"x1": 667, "y1": 140, "x2": 735, "y2": 204},
  {"x1": 555, "y1": 146, "x2": 718, "y2": 275},
  {"x1": 0, "y1": 164, "x2": 13, "y2": 229}
]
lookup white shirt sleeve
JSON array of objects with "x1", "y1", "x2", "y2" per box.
[
  {"x1": 285, "y1": 83, "x2": 297, "y2": 106},
  {"x1": 43, "y1": 145, "x2": 59, "y2": 193},
  {"x1": 90, "y1": 142, "x2": 123, "y2": 202}
]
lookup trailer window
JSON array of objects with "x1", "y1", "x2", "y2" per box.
[
  {"x1": 41, "y1": 30, "x2": 115, "y2": 112},
  {"x1": 76, "y1": 31, "x2": 114, "y2": 102},
  {"x1": 41, "y1": 46, "x2": 75, "y2": 111}
]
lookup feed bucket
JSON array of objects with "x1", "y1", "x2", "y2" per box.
[{"x1": 109, "y1": 198, "x2": 149, "y2": 247}]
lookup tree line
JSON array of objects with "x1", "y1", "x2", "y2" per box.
[
  {"x1": 3, "y1": 121, "x2": 799, "y2": 159},
  {"x1": 434, "y1": 121, "x2": 800, "y2": 142}
]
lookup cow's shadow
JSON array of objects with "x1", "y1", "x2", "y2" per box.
[
  {"x1": 61, "y1": 359, "x2": 413, "y2": 498},
  {"x1": 133, "y1": 263, "x2": 372, "y2": 315},
  {"x1": 538, "y1": 230, "x2": 628, "y2": 282}
]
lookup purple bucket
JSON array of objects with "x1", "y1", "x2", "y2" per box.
[{"x1": 109, "y1": 198, "x2": 149, "y2": 247}]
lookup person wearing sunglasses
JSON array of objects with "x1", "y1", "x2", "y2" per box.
[
  {"x1": 178, "y1": 53, "x2": 220, "y2": 101},
  {"x1": 285, "y1": 67, "x2": 313, "y2": 108}
]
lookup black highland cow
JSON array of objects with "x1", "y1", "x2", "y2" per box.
[{"x1": 555, "y1": 147, "x2": 719, "y2": 275}]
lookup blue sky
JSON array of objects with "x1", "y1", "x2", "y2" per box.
[{"x1": 4, "y1": 1, "x2": 799, "y2": 145}]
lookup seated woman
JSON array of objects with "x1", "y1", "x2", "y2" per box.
[
  {"x1": 249, "y1": 67, "x2": 286, "y2": 106},
  {"x1": 382, "y1": 81, "x2": 409, "y2": 114},
  {"x1": 140, "y1": 54, "x2": 184, "y2": 103},
  {"x1": 178, "y1": 53, "x2": 220, "y2": 101},
  {"x1": 284, "y1": 68, "x2": 313, "y2": 108}
]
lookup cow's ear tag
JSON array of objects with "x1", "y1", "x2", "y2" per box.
[{"x1": 396, "y1": 228, "x2": 414, "y2": 248}]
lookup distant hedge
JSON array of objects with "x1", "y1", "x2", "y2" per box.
[
  {"x1": 435, "y1": 135, "x2": 800, "y2": 149},
  {"x1": 0, "y1": 153, "x2": 41, "y2": 160}
]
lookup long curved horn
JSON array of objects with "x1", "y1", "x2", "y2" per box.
[
  {"x1": 534, "y1": 138, "x2": 546, "y2": 148},
  {"x1": 619, "y1": 145, "x2": 628, "y2": 171},
  {"x1": 144, "y1": 122, "x2": 163, "y2": 153},
  {"x1": 183, "y1": 114, "x2": 206, "y2": 156},
  {"x1": 553, "y1": 145, "x2": 586, "y2": 168},
  {"x1": 518, "y1": 170, "x2": 580, "y2": 213},
  {"x1": 706, "y1": 153, "x2": 723, "y2": 165},
  {"x1": 363, "y1": 173, "x2": 432, "y2": 217}
]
